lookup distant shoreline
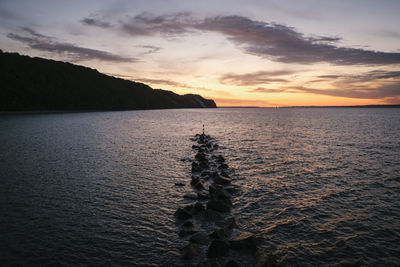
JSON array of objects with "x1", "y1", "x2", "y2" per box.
[{"x1": 220, "y1": 105, "x2": 400, "y2": 108}]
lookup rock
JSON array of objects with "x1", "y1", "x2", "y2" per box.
[
  {"x1": 183, "y1": 204, "x2": 196, "y2": 215},
  {"x1": 201, "y1": 171, "x2": 211, "y2": 177},
  {"x1": 211, "y1": 171, "x2": 219, "y2": 178},
  {"x1": 182, "y1": 221, "x2": 193, "y2": 228},
  {"x1": 256, "y1": 254, "x2": 278, "y2": 267},
  {"x1": 229, "y1": 232, "x2": 256, "y2": 250},
  {"x1": 192, "y1": 145, "x2": 199, "y2": 149},
  {"x1": 194, "y1": 202, "x2": 205, "y2": 212},
  {"x1": 192, "y1": 162, "x2": 202, "y2": 172},
  {"x1": 181, "y1": 243, "x2": 199, "y2": 260},
  {"x1": 214, "y1": 175, "x2": 231, "y2": 185},
  {"x1": 196, "y1": 152, "x2": 207, "y2": 160},
  {"x1": 175, "y1": 182, "x2": 185, "y2": 186},
  {"x1": 203, "y1": 209, "x2": 224, "y2": 221},
  {"x1": 196, "y1": 260, "x2": 222, "y2": 267},
  {"x1": 220, "y1": 170, "x2": 230, "y2": 177},
  {"x1": 203, "y1": 174, "x2": 211, "y2": 180},
  {"x1": 225, "y1": 260, "x2": 241, "y2": 267},
  {"x1": 219, "y1": 217, "x2": 238, "y2": 229},
  {"x1": 193, "y1": 179, "x2": 205, "y2": 190},
  {"x1": 190, "y1": 232, "x2": 209, "y2": 245},
  {"x1": 184, "y1": 193, "x2": 198, "y2": 200},
  {"x1": 179, "y1": 229, "x2": 196, "y2": 237},
  {"x1": 218, "y1": 163, "x2": 229, "y2": 170},
  {"x1": 224, "y1": 186, "x2": 238, "y2": 194},
  {"x1": 200, "y1": 161, "x2": 209, "y2": 169},
  {"x1": 216, "y1": 155, "x2": 225, "y2": 163},
  {"x1": 213, "y1": 144, "x2": 219, "y2": 149},
  {"x1": 206, "y1": 240, "x2": 229, "y2": 258},
  {"x1": 197, "y1": 191, "x2": 209, "y2": 200},
  {"x1": 207, "y1": 197, "x2": 232, "y2": 212},
  {"x1": 209, "y1": 185, "x2": 230, "y2": 200},
  {"x1": 210, "y1": 227, "x2": 231, "y2": 240},
  {"x1": 191, "y1": 176, "x2": 200, "y2": 185},
  {"x1": 175, "y1": 207, "x2": 192, "y2": 220}
]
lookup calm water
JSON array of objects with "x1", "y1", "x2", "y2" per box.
[{"x1": 1, "y1": 108, "x2": 399, "y2": 266}]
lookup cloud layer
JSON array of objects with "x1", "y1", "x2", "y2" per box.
[
  {"x1": 7, "y1": 27, "x2": 134, "y2": 62},
  {"x1": 249, "y1": 70, "x2": 400, "y2": 100},
  {"x1": 112, "y1": 13, "x2": 400, "y2": 66}
]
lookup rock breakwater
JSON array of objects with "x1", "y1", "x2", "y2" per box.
[{"x1": 174, "y1": 131, "x2": 277, "y2": 266}]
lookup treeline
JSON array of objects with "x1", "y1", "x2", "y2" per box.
[{"x1": 0, "y1": 50, "x2": 217, "y2": 111}]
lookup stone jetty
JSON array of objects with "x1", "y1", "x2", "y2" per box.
[{"x1": 174, "y1": 130, "x2": 276, "y2": 266}]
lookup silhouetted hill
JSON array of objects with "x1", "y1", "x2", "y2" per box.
[{"x1": 0, "y1": 50, "x2": 217, "y2": 111}]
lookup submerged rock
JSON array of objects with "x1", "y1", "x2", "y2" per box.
[
  {"x1": 197, "y1": 191, "x2": 209, "y2": 200},
  {"x1": 216, "y1": 155, "x2": 225, "y2": 163},
  {"x1": 218, "y1": 163, "x2": 229, "y2": 170},
  {"x1": 229, "y1": 232, "x2": 256, "y2": 250},
  {"x1": 179, "y1": 229, "x2": 196, "y2": 237},
  {"x1": 194, "y1": 202, "x2": 205, "y2": 212},
  {"x1": 256, "y1": 254, "x2": 278, "y2": 267},
  {"x1": 207, "y1": 197, "x2": 232, "y2": 212},
  {"x1": 206, "y1": 240, "x2": 229, "y2": 258},
  {"x1": 225, "y1": 260, "x2": 242, "y2": 267},
  {"x1": 184, "y1": 193, "x2": 198, "y2": 200},
  {"x1": 175, "y1": 207, "x2": 192, "y2": 220},
  {"x1": 203, "y1": 209, "x2": 225, "y2": 221},
  {"x1": 192, "y1": 162, "x2": 202, "y2": 172},
  {"x1": 214, "y1": 175, "x2": 231, "y2": 185},
  {"x1": 181, "y1": 243, "x2": 199, "y2": 260},
  {"x1": 190, "y1": 232, "x2": 209, "y2": 245}
]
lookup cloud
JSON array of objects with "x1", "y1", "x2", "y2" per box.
[
  {"x1": 81, "y1": 17, "x2": 112, "y2": 28},
  {"x1": 219, "y1": 70, "x2": 294, "y2": 86},
  {"x1": 289, "y1": 84, "x2": 400, "y2": 99},
  {"x1": 7, "y1": 27, "x2": 135, "y2": 62},
  {"x1": 134, "y1": 77, "x2": 231, "y2": 96},
  {"x1": 139, "y1": 45, "x2": 162, "y2": 54},
  {"x1": 118, "y1": 13, "x2": 400, "y2": 65},
  {"x1": 197, "y1": 15, "x2": 400, "y2": 65},
  {"x1": 121, "y1": 12, "x2": 193, "y2": 36},
  {"x1": 212, "y1": 97, "x2": 271, "y2": 107},
  {"x1": 248, "y1": 87, "x2": 290, "y2": 93},
  {"x1": 250, "y1": 70, "x2": 400, "y2": 100}
]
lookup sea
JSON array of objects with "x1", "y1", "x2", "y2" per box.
[{"x1": 1, "y1": 108, "x2": 399, "y2": 266}]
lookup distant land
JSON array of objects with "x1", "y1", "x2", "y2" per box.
[
  {"x1": 0, "y1": 50, "x2": 216, "y2": 111},
  {"x1": 279, "y1": 105, "x2": 400, "y2": 108},
  {"x1": 220, "y1": 105, "x2": 400, "y2": 108}
]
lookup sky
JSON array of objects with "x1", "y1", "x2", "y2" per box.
[{"x1": 1, "y1": 0, "x2": 400, "y2": 107}]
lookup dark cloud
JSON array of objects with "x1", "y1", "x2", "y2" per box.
[
  {"x1": 19, "y1": 27, "x2": 51, "y2": 39},
  {"x1": 121, "y1": 12, "x2": 193, "y2": 36},
  {"x1": 119, "y1": 13, "x2": 400, "y2": 65},
  {"x1": 219, "y1": 70, "x2": 294, "y2": 86},
  {"x1": 289, "y1": 84, "x2": 400, "y2": 99},
  {"x1": 7, "y1": 27, "x2": 135, "y2": 62},
  {"x1": 316, "y1": 70, "x2": 400, "y2": 82},
  {"x1": 248, "y1": 87, "x2": 290, "y2": 93},
  {"x1": 197, "y1": 15, "x2": 400, "y2": 65},
  {"x1": 81, "y1": 17, "x2": 112, "y2": 28},
  {"x1": 139, "y1": 45, "x2": 162, "y2": 54},
  {"x1": 251, "y1": 69, "x2": 400, "y2": 100},
  {"x1": 135, "y1": 78, "x2": 231, "y2": 96}
]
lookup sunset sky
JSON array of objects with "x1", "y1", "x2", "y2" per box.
[{"x1": 1, "y1": 0, "x2": 400, "y2": 106}]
